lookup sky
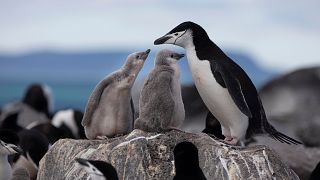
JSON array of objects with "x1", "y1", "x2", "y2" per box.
[{"x1": 0, "y1": 0, "x2": 319, "y2": 71}]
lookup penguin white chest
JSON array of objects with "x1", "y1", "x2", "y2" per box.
[{"x1": 186, "y1": 49, "x2": 248, "y2": 139}]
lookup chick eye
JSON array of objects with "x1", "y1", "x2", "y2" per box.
[
  {"x1": 174, "y1": 33, "x2": 178, "y2": 36},
  {"x1": 136, "y1": 55, "x2": 140, "y2": 59},
  {"x1": 170, "y1": 54, "x2": 174, "y2": 58}
]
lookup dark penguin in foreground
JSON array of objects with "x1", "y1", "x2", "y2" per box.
[
  {"x1": 76, "y1": 158, "x2": 118, "y2": 180},
  {"x1": 154, "y1": 21, "x2": 302, "y2": 145},
  {"x1": 173, "y1": 141, "x2": 206, "y2": 180}
]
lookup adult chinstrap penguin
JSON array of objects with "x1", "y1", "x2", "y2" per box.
[
  {"x1": 134, "y1": 49, "x2": 185, "y2": 132},
  {"x1": 76, "y1": 158, "x2": 118, "y2": 180},
  {"x1": 154, "y1": 21, "x2": 301, "y2": 145},
  {"x1": 82, "y1": 49, "x2": 150, "y2": 139}
]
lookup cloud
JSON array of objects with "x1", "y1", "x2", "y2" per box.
[{"x1": 0, "y1": 0, "x2": 319, "y2": 71}]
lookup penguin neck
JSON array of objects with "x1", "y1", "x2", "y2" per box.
[
  {"x1": 0, "y1": 154, "x2": 12, "y2": 179},
  {"x1": 121, "y1": 64, "x2": 142, "y2": 78}
]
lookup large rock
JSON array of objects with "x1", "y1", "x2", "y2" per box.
[
  {"x1": 38, "y1": 130, "x2": 298, "y2": 180},
  {"x1": 258, "y1": 67, "x2": 320, "y2": 179},
  {"x1": 259, "y1": 67, "x2": 320, "y2": 141}
]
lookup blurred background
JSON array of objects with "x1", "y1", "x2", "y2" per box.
[
  {"x1": 1, "y1": 0, "x2": 319, "y2": 111},
  {"x1": 0, "y1": 1, "x2": 320, "y2": 179}
]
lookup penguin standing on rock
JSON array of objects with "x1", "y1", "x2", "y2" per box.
[
  {"x1": 82, "y1": 49, "x2": 150, "y2": 139},
  {"x1": 134, "y1": 49, "x2": 185, "y2": 132},
  {"x1": 154, "y1": 21, "x2": 302, "y2": 145}
]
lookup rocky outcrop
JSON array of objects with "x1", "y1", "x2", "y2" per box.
[{"x1": 38, "y1": 130, "x2": 298, "y2": 180}]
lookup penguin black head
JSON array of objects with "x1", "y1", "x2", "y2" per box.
[
  {"x1": 76, "y1": 158, "x2": 119, "y2": 180},
  {"x1": 173, "y1": 141, "x2": 206, "y2": 180},
  {"x1": 0, "y1": 129, "x2": 20, "y2": 145},
  {"x1": 154, "y1": 21, "x2": 210, "y2": 48}
]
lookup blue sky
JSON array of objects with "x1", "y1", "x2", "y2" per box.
[{"x1": 0, "y1": 0, "x2": 319, "y2": 71}]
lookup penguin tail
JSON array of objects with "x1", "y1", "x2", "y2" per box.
[{"x1": 270, "y1": 131, "x2": 302, "y2": 145}]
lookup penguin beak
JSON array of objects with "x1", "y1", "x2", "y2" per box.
[
  {"x1": 141, "y1": 49, "x2": 151, "y2": 60},
  {"x1": 11, "y1": 145, "x2": 23, "y2": 154},
  {"x1": 145, "y1": 49, "x2": 151, "y2": 54},
  {"x1": 75, "y1": 158, "x2": 89, "y2": 167},
  {"x1": 154, "y1": 35, "x2": 172, "y2": 45}
]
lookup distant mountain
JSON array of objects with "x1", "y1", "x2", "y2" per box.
[{"x1": 0, "y1": 50, "x2": 276, "y2": 111}]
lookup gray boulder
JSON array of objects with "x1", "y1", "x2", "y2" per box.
[
  {"x1": 259, "y1": 67, "x2": 320, "y2": 142},
  {"x1": 258, "y1": 67, "x2": 320, "y2": 179},
  {"x1": 38, "y1": 130, "x2": 298, "y2": 180}
]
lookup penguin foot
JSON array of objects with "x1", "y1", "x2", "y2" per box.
[
  {"x1": 224, "y1": 136, "x2": 239, "y2": 145},
  {"x1": 96, "y1": 136, "x2": 109, "y2": 140},
  {"x1": 168, "y1": 127, "x2": 184, "y2": 132}
]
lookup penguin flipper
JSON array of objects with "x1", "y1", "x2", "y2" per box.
[
  {"x1": 214, "y1": 65, "x2": 253, "y2": 118},
  {"x1": 82, "y1": 76, "x2": 114, "y2": 127},
  {"x1": 130, "y1": 97, "x2": 135, "y2": 127}
]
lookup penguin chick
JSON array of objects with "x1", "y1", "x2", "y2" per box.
[
  {"x1": 75, "y1": 158, "x2": 118, "y2": 180},
  {"x1": 134, "y1": 49, "x2": 185, "y2": 132},
  {"x1": 173, "y1": 141, "x2": 206, "y2": 180},
  {"x1": 82, "y1": 49, "x2": 150, "y2": 139},
  {"x1": 0, "y1": 140, "x2": 23, "y2": 180},
  {"x1": 154, "y1": 21, "x2": 302, "y2": 145}
]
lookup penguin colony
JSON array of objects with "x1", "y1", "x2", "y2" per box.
[{"x1": 0, "y1": 21, "x2": 304, "y2": 179}]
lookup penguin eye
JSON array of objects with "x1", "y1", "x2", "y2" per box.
[
  {"x1": 136, "y1": 55, "x2": 140, "y2": 59},
  {"x1": 170, "y1": 54, "x2": 174, "y2": 58},
  {"x1": 174, "y1": 33, "x2": 178, "y2": 36}
]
